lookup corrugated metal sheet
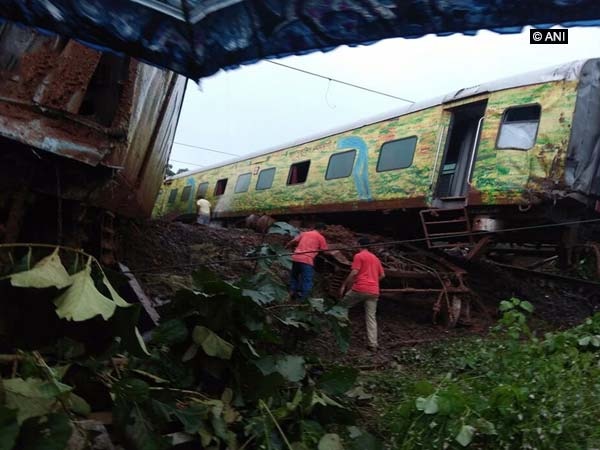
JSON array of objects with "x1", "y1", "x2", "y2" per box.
[{"x1": 0, "y1": 22, "x2": 186, "y2": 217}]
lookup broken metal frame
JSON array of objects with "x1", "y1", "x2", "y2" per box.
[
  {"x1": 489, "y1": 241, "x2": 600, "y2": 286},
  {"x1": 321, "y1": 243, "x2": 472, "y2": 328}
]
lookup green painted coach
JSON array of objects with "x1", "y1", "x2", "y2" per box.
[{"x1": 155, "y1": 59, "x2": 600, "y2": 244}]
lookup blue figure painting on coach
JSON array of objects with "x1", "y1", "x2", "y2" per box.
[{"x1": 337, "y1": 136, "x2": 372, "y2": 201}]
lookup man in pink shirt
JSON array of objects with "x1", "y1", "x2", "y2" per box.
[
  {"x1": 285, "y1": 223, "x2": 328, "y2": 300},
  {"x1": 339, "y1": 238, "x2": 385, "y2": 351}
]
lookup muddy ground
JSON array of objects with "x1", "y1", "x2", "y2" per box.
[{"x1": 119, "y1": 219, "x2": 600, "y2": 365}]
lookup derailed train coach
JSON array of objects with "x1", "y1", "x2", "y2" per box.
[
  {"x1": 156, "y1": 58, "x2": 600, "y2": 250},
  {"x1": 0, "y1": 22, "x2": 186, "y2": 254}
]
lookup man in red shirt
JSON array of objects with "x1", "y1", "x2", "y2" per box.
[
  {"x1": 339, "y1": 238, "x2": 385, "y2": 351},
  {"x1": 286, "y1": 223, "x2": 328, "y2": 300}
]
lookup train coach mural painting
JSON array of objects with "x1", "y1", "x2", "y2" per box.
[{"x1": 156, "y1": 58, "x2": 600, "y2": 257}]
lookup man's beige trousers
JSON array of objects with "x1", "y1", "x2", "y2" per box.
[{"x1": 341, "y1": 290, "x2": 378, "y2": 348}]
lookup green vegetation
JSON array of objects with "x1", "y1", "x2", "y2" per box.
[
  {"x1": 0, "y1": 245, "x2": 380, "y2": 449},
  {"x1": 4, "y1": 244, "x2": 600, "y2": 449},
  {"x1": 371, "y1": 298, "x2": 600, "y2": 450}
]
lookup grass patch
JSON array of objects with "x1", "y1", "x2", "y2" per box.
[{"x1": 366, "y1": 298, "x2": 600, "y2": 449}]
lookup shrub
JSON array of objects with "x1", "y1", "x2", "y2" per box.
[{"x1": 383, "y1": 298, "x2": 600, "y2": 450}]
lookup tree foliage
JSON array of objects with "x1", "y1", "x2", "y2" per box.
[{"x1": 0, "y1": 246, "x2": 378, "y2": 449}]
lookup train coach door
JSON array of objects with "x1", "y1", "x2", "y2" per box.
[{"x1": 433, "y1": 100, "x2": 487, "y2": 206}]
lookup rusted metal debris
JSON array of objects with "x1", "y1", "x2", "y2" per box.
[
  {"x1": 245, "y1": 214, "x2": 276, "y2": 233},
  {"x1": 320, "y1": 243, "x2": 472, "y2": 328},
  {"x1": 489, "y1": 242, "x2": 600, "y2": 286},
  {"x1": 0, "y1": 22, "x2": 186, "y2": 219}
]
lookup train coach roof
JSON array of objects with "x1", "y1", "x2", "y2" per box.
[{"x1": 169, "y1": 58, "x2": 595, "y2": 180}]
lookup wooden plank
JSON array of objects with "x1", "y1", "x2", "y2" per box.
[{"x1": 118, "y1": 262, "x2": 160, "y2": 325}]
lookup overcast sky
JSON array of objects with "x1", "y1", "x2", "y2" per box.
[{"x1": 169, "y1": 26, "x2": 600, "y2": 172}]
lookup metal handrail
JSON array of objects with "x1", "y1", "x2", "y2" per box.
[
  {"x1": 466, "y1": 116, "x2": 485, "y2": 184},
  {"x1": 430, "y1": 124, "x2": 447, "y2": 186}
]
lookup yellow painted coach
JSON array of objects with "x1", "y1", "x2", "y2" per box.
[{"x1": 155, "y1": 59, "x2": 600, "y2": 242}]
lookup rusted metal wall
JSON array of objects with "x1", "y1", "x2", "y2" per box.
[{"x1": 0, "y1": 22, "x2": 185, "y2": 217}]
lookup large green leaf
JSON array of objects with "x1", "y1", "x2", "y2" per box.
[
  {"x1": 15, "y1": 414, "x2": 72, "y2": 450},
  {"x1": 113, "y1": 378, "x2": 150, "y2": 403},
  {"x1": 416, "y1": 394, "x2": 439, "y2": 415},
  {"x1": 456, "y1": 424, "x2": 475, "y2": 447},
  {"x1": 318, "y1": 433, "x2": 343, "y2": 450},
  {"x1": 0, "y1": 407, "x2": 19, "y2": 450},
  {"x1": 151, "y1": 319, "x2": 189, "y2": 345},
  {"x1": 308, "y1": 298, "x2": 326, "y2": 313},
  {"x1": 3, "y1": 378, "x2": 72, "y2": 423},
  {"x1": 110, "y1": 304, "x2": 150, "y2": 356},
  {"x1": 173, "y1": 404, "x2": 210, "y2": 434},
  {"x1": 125, "y1": 406, "x2": 171, "y2": 450},
  {"x1": 243, "y1": 272, "x2": 289, "y2": 303},
  {"x1": 300, "y1": 420, "x2": 325, "y2": 447},
  {"x1": 276, "y1": 356, "x2": 305, "y2": 382},
  {"x1": 242, "y1": 289, "x2": 275, "y2": 305},
  {"x1": 102, "y1": 275, "x2": 131, "y2": 307},
  {"x1": 53, "y1": 258, "x2": 116, "y2": 321},
  {"x1": 318, "y1": 366, "x2": 358, "y2": 395},
  {"x1": 325, "y1": 306, "x2": 349, "y2": 321},
  {"x1": 10, "y1": 248, "x2": 71, "y2": 289},
  {"x1": 256, "y1": 355, "x2": 306, "y2": 382},
  {"x1": 68, "y1": 393, "x2": 91, "y2": 417},
  {"x1": 348, "y1": 430, "x2": 383, "y2": 450},
  {"x1": 192, "y1": 326, "x2": 234, "y2": 360},
  {"x1": 191, "y1": 268, "x2": 243, "y2": 300},
  {"x1": 331, "y1": 322, "x2": 351, "y2": 353}
]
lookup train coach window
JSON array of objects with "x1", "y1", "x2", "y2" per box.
[
  {"x1": 215, "y1": 178, "x2": 228, "y2": 196},
  {"x1": 497, "y1": 104, "x2": 541, "y2": 150},
  {"x1": 326, "y1": 150, "x2": 356, "y2": 180},
  {"x1": 287, "y1": 161, "x2": 310, "y2": 185},
  {"x1": 256, "y1": 168, "x2": 276, "y2": 190},
  {"x1": 235, "y1": 173, "x2": 252, "y2": 193},
  {"x1": 197, "y1": 182, "x2": 209, "y2": 198},
  {"x1": 168, "y1": 189, "x2": 178, "y2": 204},
  {"x1": 181, "y1": 185, "x2": 192, "y2": 202},
  {"x1": 377, "y1": 136, "x2": 417, "y2": 172}
]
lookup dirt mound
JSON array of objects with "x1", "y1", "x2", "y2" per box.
[
  {"x1": 117, "y1": 220, "x2": 491, "y2": 362},
  {"x1": 118, "y1": 219, "x2": 600, "y2": 366}
]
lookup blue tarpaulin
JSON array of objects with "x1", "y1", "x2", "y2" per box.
[{"x1": 0, "y1": 1, "x2": 599, "y2": 79}]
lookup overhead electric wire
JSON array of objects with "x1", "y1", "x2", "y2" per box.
[
  {"x1": 173, "y1": 141, "x2": 240, "y2": 157},
  {"x1": 169, "y1": 159, "x2": 205, "y2": 167},
  {"x1": 171, "y1": 62, "x2": 413, "y2": 166},
  {"x1": 123, "y1": 217, "x2": 600, "y2": 274},
  {"x1": 265, "y1": 60, "x2": 415, "y2": 104}
]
